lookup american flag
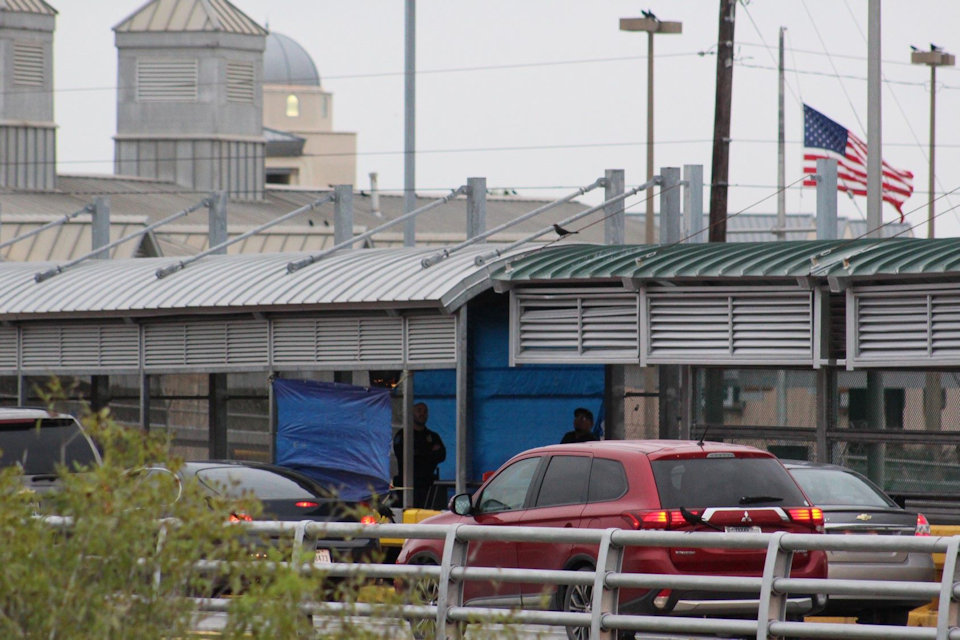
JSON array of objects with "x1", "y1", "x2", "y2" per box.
[{"x1": 802, "y1": 104, "x2": 914, "y2": 220}]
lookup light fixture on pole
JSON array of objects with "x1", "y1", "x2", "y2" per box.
[
  {"x1": 911, "y1": 45, "x2": 955, "y2": 239},
  {"x1": 620, "y1": 13, "x2": 681, "y2": 244}
]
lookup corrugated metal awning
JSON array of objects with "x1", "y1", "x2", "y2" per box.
[
  {"x1": 0, "y1": 245, "x2": 531, "y2": 320},
  {"x1": 492, "y1": 238, "x2": 960, "y2": 283}
]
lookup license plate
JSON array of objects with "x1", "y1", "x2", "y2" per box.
[
  {"x1": 314, "y1": 548, "x2": 332, "y2": 564},
  {"x1": 725, "y1": 525, "x2": 762, "y2": 533}
]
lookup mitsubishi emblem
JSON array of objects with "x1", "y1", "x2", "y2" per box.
[
  {"x1": 856, "y1": 513, "x2": 872, "y2": 521},
  {"x1": 741, "y1": 511, "x2": 752, "y2": 524}
]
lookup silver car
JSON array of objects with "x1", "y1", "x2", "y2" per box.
[{"x1": 783, "y1": 460, "x2": 935, "y2": 625}]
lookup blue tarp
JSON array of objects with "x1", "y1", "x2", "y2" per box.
[{"x1": 273, "y1": 378, "x2": 392, "y2": 501}]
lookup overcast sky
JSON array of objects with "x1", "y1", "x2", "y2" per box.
[{"x1": 51, "y1": 1, "x2": 960, "y2": 237}]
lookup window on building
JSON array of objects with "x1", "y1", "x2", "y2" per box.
[{"x1": 286, "y1": 94, "x2": 300, "y2": 117}]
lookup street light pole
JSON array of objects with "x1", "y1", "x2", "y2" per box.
[
  {"x1": 911, "y1": 47, "x2": 955, "y2": 239},
  {"x1": 620, "y1": 15, "x2": 681, "y2": 244}
]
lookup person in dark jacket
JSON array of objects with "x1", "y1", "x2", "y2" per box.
[
  {"x1": 393, "y1": 402, "x2": 446, "y2": 508},
  {"x1": 561, "y1": 407, "x2": 599, "y2": 444}
]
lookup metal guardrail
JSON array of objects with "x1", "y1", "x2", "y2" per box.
[{"x1": 178, "y1": 520, "x2": 960, "y2": 640}]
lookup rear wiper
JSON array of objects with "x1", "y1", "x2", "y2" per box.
[
  {"x1": 739, "y1": 495, "x2": 783, "y2": 505},
  {"x1": 679, "y1": 506, "x2": 724, "y2": 531}
]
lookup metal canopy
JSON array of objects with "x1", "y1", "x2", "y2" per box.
[
  {"x1": 492, "y1": 238, "x2": 960, "y2": 283},
  {"x1": 0, "y1": 245, "x2": 532, "y2": 321}
]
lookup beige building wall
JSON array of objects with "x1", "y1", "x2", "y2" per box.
[{"x1": 263, "y1": 84, "x2": 357, "y2": 187}]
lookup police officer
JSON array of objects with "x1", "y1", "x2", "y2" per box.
[{"x1": 393, "y1": 402, "x2": 446, "y2": 508}]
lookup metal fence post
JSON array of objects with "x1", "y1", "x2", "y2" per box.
[
  {"x1": 756, "y1": 531, "x2": 790, "y2": 640},
  {"x1": 292, "y1": 521, "x2": 309, "y2": 572},
  {"x1": 437, "y1": 523, "x2": 468, "y2": 639},
  {"x1": 937, "y1": 536, "x2": 960, "y2": 639},
  {"x1": 591, "y1": 529, "x2": 623, "y2": 640}
]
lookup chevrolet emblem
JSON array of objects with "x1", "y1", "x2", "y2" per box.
[
  {"x1": 741, "y1": 511, "x2": 752, "y2": 524},
  {"x1": 856, "y1": 513, "x2": 872, "y2": 521}
]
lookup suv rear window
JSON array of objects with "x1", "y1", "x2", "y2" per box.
[
  {"x1": 0, "y1": 418, "x2": 99, "y2": 475},
  {"x1": 651, "y1": 457, "x2": 807, "y2": 508}
]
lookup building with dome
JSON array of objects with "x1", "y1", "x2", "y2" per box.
[{"x1": 262, "y1": 32, "x2": 356, "y2": 188}]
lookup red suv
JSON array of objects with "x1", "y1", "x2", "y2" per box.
[{"x1": 397, "y1": 440, "x2": 827, "y2": 629}]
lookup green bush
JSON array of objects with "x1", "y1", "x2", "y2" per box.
[{"x1": 0, "y1": 399, "x2": 358, "y2": 639}]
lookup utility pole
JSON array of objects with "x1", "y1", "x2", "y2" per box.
[
  {"x1": 911, "y1": 45, "x2": 954, "y2": 435},
  {"x1": 865, "y1": 0, "x2": 882, "y2": 237},
  {"x1": 403, "y1": 0, "x2": 416, "y2": 246},
  {"x1": 619, "y1": 13, "x2": 682, "y2": 244},
  {"x1": 776, "y1": 27, "x2": 786, "y2": 241},
  {"x1": 911, "y1": 46, "x2": 955, "y2": 239},
  {"x1": 708, "y1": 0, "x2": 736, "y2": 242}
]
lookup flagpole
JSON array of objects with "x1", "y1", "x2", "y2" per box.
[
  {"x1": 776, "y1": 26, "x2": 786, "y2": 241},
  {"x1": 866, "y1": 0, "x2": 882, "y2": 237}
]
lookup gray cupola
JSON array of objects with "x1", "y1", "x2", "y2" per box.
[
  {"x1": 113, "y1": 0, "x2": 267, "y2": 200},
  {"x1": 0, "y1": 0, "x2": 57, "y2": 190}
]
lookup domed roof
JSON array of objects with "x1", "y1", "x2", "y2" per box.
[{"x1": 264, "y1": 32, "x2": 320, "y2": 86}]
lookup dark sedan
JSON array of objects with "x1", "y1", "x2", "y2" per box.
[
  {"x1": 175, "y1": 460, "x2": 384, "y2": 563},
  {"x1": 783, "y1": 460, "x2": 935, "y2": 625}
]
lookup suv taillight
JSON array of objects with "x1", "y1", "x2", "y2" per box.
[
  {"x1": 916, "y1": 513, "x2": 931, "y2": 536},
  {"x1": 623, "y1": 510, "x2": 692, "y2": 530},
  {"x1": 786, "y1": 507, "x2": 823, "y2": 528}
]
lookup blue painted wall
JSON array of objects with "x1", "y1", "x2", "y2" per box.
[{"x1": 414, "y1": 292, "x2": 605, "y2": 483}]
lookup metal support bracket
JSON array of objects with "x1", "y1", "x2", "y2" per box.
[
  {"x1": 756, "y1": 531, "x2": 791, "y2": 640},
  {"x1": 436, "y1": 523, "x2": 468, "y2": 639},
  {"x1": 592, "y1": 528, "x2": 623, "y2": 640}
]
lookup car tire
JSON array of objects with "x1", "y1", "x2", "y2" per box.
[
  {"x1": 857, "y1": 607, "x2": 911, "y2": 626},
  {"x1": 408, "y1": 555, "x2": 439, "y2": 640},
  {"x1": 562, "y1": 566, "x2": 594, "y2": 640}
]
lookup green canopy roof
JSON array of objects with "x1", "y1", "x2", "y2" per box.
[{"x1": 492, "y1": 238, "x2": 960, "y2": 283}]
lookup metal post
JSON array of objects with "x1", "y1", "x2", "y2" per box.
[
  {"x1": 269, "y1": 373, "x2": 278, "y2": 463},
  {"x1": 209, "y1": 373, "x2": 228, "y2": 458},
  {"x1": 815, "y1": 159, "x2": 838, "y2": 240},
  {"x1": 757, "y1": 532, "x2": 792, "y2": 640},
  {"x1": 455, "y1": 306, "x2": 469, "y2": 494},
  {"x1": 403, "y1": 0, "x2": 416, "y2": 247},
  {"x1": 402, "y1": 370, "x2": 414, "y2": 509},
  {"x1": 603, "y1": 169, "x2": 625, "y2": 245},
  {"x1": 92, "y1": 197, "x2": 110, "y2": 259},
  {"x1": 17, "y1": 374, "x2": 28, "y2": 406},
  {"x1": 208, "y1": 191, "x2": 228, "y2": 252},
  {"x1": 776, "y1": 27, "x2": 786, "y2": 241},
  {"x1": 139, "y1": 372, "x2": 150, "y2": 431},
  {"x1": 436, "y1": 524, "x2": 468, "y2": 640},
  {"x1": 334, "y1": 185, "x2": 354, "y2": 246},
  {"x1": 646, "y1": 32, "x2": 655, "y2": 245},
  {"x1": 682, "y1": 164, "x2": 704, "y2": 243},
  {"x1": 815, "y1": 367, "x2": 834, "y2": 463},
  {"x1": 466, "y1": 177, "x2": 486, "y2": 240},
  {"x1": 590, "y1": 529, "x2": 623, "y2": 640},
  {"x1": 866, "y1": 0, "x2": 882, "y2": 237},
  {"x1": 928, "y1": 64, "x2": 937, "y2": 239},
  {"x1": 866, "y1": 371, "x2": 885, "y2": 486},
  {"x1": 659, "y1": 167, "x2": 682, "y2": 244}
]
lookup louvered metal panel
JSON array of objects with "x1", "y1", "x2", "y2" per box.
[
  {"x1": 851, "y1": 285, "x2": 960, "y2": 367},
  {"x1": 646, "y1": 288, "x2": 813, "y2": 365},
  {"x1": 0, "y1": 327, "x2": 17, "y2": 370},
  {"x1": 512, "y1": 288, "x2": 639, "y2": 364},
  {"x1": 145, "y1": 320, "x2": 268, "y2": 368},
  {"x1": 13, "y1": 42, "x2": 44, "y2": 86},
  {"x1": 137, "y1": 58, "x2": 198, "y2": 102},
  {"x1": 406, "y1": 316, "x2": 457, "y2": 364},
  {"x1": 355, "y1": 318, "x2": 403, "y2": 362},
  {"x1": 271, "y1": 318, "x2": 316, "y2": 365},
  {"x1": 21, "y1": 324, "x2": 138, "y2": 370},
  {"x1": 226, "y1": 62, "x2": 255, "y2": 103}
]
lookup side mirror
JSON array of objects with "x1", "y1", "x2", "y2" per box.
[{"x1": 450, "y1": 493, "x2": 473, "y2": 516}]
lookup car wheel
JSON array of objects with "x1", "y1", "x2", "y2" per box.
[
  {"x1": 562, "y1": 566, "x2": 594, "y2": 640},
  {"x1": 408, "y1": 555, "x2": 439, "y2": 640},
  {"x1": 858, "y1": 607, "x2": 911, "y2": 626}
]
